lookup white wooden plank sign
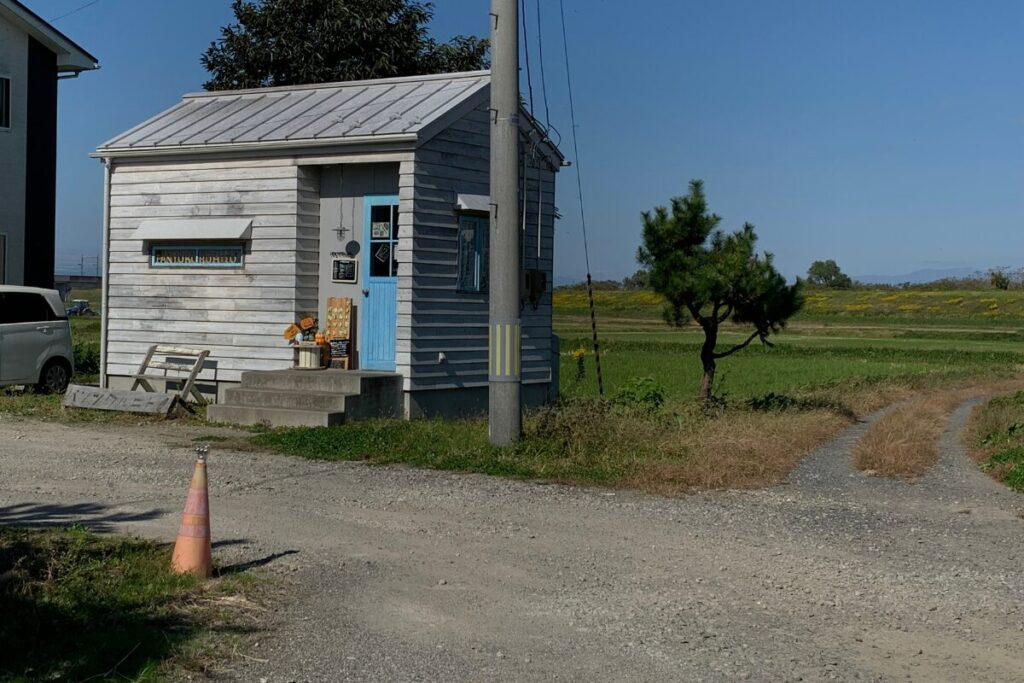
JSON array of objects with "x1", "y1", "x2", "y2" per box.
[{"x1": 63, "y1": 385, "x2": 176, "y2": 415}]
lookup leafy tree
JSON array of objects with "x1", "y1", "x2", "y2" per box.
[
  {"x1": 621, "y1": 268, "x2": 650, "y2": 290},
  {"x1": 637, "y1": 180, "x2": 803, "y2": 400},
  {"x1": 806, "y1": 259, "x2": 853, "y2": 288},
  {"x1": 201, "y1": 0, "x2": 489, "y2": 91}
]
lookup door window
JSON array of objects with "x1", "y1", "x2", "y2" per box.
[
  {"x1": 368, "y1": 204, "x2": 399, "y2": 277},
  {"x1": 0, "y1": 293, "x2": 56, "y2": 324}
]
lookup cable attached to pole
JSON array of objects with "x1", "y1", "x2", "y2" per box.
[{"x1": 558, "y1": 0, "x2": 604, "y2": 396}]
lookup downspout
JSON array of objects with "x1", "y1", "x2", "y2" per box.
[{"x1": 99, "y1": 157, "x2": 111, "y2": 387}]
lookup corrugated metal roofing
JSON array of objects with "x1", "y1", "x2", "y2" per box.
[{"x1": 98, "y1": 71, "x2": 490, "y2": 153}]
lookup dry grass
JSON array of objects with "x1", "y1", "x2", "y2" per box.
[
  {"x1": 853, "y1": 379, "x2": 1024, "y2": 478},
  {"x1": 631, "y1": 408, "x2": 850, "y2": 494}
]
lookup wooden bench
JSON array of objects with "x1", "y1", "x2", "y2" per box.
[{"x1": 131, "y1": 345, "x2": 210, "y2": 406}]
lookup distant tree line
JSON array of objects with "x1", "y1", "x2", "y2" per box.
[{"x1": 555, "y1": 263, "x2": 1024, "y2": 293}]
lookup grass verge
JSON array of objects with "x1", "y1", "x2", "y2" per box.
[
  {"x1": 0, "y1": 525, "x2": 265, "y2": 682},
  {"x1": 965, "y1": 391, "x2": 1024, "y2": 491},
  {"x1": 852, "y1": 380, "x2": 1024, "y2": 479},
  {"x1": 251, "y1": 396, "x2": 859, "y2": 494}
]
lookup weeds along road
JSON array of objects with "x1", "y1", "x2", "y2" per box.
[{"x1": 2, "y1": 407, "x2": 1023, "y2": 682}]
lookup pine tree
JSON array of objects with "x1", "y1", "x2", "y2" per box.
[{"x1": 638, "y1": 180, "x2": 803, "y2": 400}]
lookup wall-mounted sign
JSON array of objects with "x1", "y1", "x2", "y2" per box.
[
  {"x1": 151, "y1": 244, "x2": 244, "y2": 268},
  {"x1": 332, "y1": 258, "x2": 358, "y2": 283}
]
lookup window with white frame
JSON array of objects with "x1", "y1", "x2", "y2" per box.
[
  {"x1": 457, "y1": 215, "x2": 489, "y2": 292},
  {"x1": 0, "y1": 78, "x2": 10, "y2": 129}
]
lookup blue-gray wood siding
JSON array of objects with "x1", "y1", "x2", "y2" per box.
[{"x1": 400, "y1": 104, "x2": 557, "y2": 391}]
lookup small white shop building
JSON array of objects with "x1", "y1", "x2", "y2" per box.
[{"x1": 94, "y1": 71, "x2": 563, "y2": 425}]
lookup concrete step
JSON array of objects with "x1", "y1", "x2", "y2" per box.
[
  {"x1": 223, "y1": 387, "x2": 349, "y2": 412},
  {"x1": 239, "y1": 369, "x2": 398, "y2": 394},
  {"x1": 207, "y1": 404, "x2": 344, "y2": 428}
]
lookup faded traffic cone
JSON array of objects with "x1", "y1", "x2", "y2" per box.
[{"x1": 171, "y1": 445, "x2": 212, "y2": 577}]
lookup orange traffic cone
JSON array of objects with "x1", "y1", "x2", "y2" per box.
[{"x1": 171, "y1": 445, "x2": 212, "y2": 577}]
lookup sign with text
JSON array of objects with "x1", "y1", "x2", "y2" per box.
[
  {"x1": 63, "y1": 385, "x2": 177, "y2": 415},
  {"x1": 332, "y1": 258, "x2": 358, "y2": 283},
  {"x1": 151, "y1": 245, "x2": 244, "y2": 268}
]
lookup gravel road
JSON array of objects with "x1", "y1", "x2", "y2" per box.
[{"x1": 1, "y1": 403, "x2": 1022, "y2": 682}]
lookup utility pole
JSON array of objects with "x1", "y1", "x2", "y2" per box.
[{"x1": 488, "y1": 0, "x2": 521, "y2": 445}]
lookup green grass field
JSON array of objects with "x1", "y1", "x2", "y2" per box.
[
  {"x1": 555, "y1": 288, "x2": 1024, "y2": 405},
  {"x1": 0, "y1": 525, "x2": 261, "y2": 681}
]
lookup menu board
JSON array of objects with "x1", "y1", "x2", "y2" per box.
[
  {"x1": 332, "y1": 258, "x2": 358, "y2": 283},
  {"x1": 329, "y1": 339, "x2": 351, "y2": 357}
]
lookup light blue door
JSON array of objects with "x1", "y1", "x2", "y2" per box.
[{"x1": 361, "y1": 195, "x2": 400, "y2": 371}]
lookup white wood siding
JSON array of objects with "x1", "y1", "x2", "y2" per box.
[
  {"x1": 105, "y1": 159, "x2": 319, "y2": 383},
  {"x1": 404, "y1": 104, "x2": 557, "y2": 391}
]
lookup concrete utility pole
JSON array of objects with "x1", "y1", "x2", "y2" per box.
[{"x1": 488, "y1": 0, "x2": 521, "y2": 445}]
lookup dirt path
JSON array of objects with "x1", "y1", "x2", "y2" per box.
[{"x1": 1, "y1": 407, "x2": 1022, "y2": 682}]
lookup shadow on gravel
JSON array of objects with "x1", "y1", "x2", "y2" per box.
[
  {"x1": 217, "y1": 549, "x2": 299, "y2": 576},
  {"x1": 0, "y1": 501, "x2": 165, "y2": 533}
]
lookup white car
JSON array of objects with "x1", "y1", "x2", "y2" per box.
[{"x1": 0, "y1": 286, "x2": 75, "y2": 393}]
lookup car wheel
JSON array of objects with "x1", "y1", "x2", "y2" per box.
[{"x1": 36, "y1": 359, "x2": 71, "y2": 394}]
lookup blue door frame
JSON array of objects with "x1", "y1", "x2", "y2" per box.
[{"x1": 360, "y1": 195, "x2": 400, "y2": 371}]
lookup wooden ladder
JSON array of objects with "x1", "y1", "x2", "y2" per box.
[{"x1": 130, "y1": 345, "x2": 211, "y2": 406}]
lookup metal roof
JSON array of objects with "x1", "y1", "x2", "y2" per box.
[{"x1": 97, "y1": 71, "x2": 491, "y2": 154}]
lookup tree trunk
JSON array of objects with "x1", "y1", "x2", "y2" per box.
[{"x1": 698, "y1": 327, "x2": 717, "y2": 401}]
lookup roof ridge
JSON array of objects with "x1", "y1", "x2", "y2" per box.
[{"x1": 184, "y1": 70, "x2": 491, "y2": 99}]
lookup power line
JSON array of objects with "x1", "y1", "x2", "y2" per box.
[
  {"x1": 558, "y1": 0, "x2": 604, "y2": 396},
  {"x1": 50, "y1": 0, "x2": 102, "y2": 22},
  {"x1": 521, "y1": 0, "x2": 535, "y2": 115},
  {"x1": 535, "y1": 0, "x2": 553, "y2": 134}
]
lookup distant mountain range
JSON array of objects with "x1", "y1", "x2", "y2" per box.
[{"x1": 853, "y1": 267, "x2": 983, "y2": 285}]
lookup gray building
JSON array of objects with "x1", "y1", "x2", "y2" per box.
[
  {"x1": 0, "y1": 0, "x2": 97, "y2": 287},
  {"x1": 94, "y1": 71, "x2": 563, "y2": 423}
]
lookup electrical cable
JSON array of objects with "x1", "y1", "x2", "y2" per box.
[
  {"x1": 536, "y1": 0, "x2": 553, "y2": 133},
  {"x1": 558, "y1": 0, "x2": 604, "y2": 396},
  {"x1": 521, "y1": 0, "x2": 535, "y2": 115},
  {"x1": 50, "y1": 0, "x2": 102, "y2": 22}
]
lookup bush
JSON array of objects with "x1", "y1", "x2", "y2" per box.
[
  {"x1": 610, "y1": 376, "x2": 666, "y2": 413},
  {"x1": 746, "y1": 392, "x2": 800, "y2": 412},
  {"x1": 73, "y1": 341, "x2": 100, "y2": 377}
]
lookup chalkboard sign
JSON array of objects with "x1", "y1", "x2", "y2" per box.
[
  {"x1": 332, "y1": 258, "x2": 358, "y2": 283},
  {"x1": 329, "y1": 339, "x2": 351, "y2": 357}
]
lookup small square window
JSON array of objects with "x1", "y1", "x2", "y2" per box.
[
  {"x1": 0, "y1": 78, "x2": 10, "y2": 129},
  {"x1": 457, "y1": 216, "x2": 489, "y2": 292}
]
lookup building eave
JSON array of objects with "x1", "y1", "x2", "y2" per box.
[
  {"x1": 92, "y1": 133, "x2": 420, "y2": 160},
  {"x1": 1, "y1": 0, "x2": 99, "y2": 72}
]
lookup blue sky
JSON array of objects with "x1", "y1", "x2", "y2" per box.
[{"x1": 45, "y1": 0, "x2": 1024, "y2": 281}]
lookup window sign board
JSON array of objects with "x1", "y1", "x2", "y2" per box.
[
  {"x1": 332, "y1": 258, "x2": 358, "y2": 283},
  {"x1": 151, "y1": 245, "x2": 244, "y2": 268},
  {"x1": 371, "y1": 222, "x2": 391, "y2": 239}
]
